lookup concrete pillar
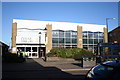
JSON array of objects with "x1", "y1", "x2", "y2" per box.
[
  {"x1": 46, "y1": 24, "x2": 52, "y2": 54},
  {"x1": 77, "y1": 26, "x2": 83, "y2": 48},
  {"x1": 103, "y1": 27, "x2": 108, "y2": 55},
  {"x1": 103, "y1": 27, "x2": 108, "y2": 43},
  {"x1": 12, "y1": 23, "x2": 17, "y2": 53}
]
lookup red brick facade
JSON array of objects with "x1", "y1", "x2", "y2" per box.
[{"x1": 108, "y1": 26, "x2": 120, "y2": 43}]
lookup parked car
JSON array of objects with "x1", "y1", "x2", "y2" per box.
[{"x1": 86, "y1": 60, "x2": 120, "y2": 80}]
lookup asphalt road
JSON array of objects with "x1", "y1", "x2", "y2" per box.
[{"x1": 2, "y1": 58, "x2": 90, "y2": 80}]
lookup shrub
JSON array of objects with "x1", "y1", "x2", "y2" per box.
[{"x1": 47, "y1": 48, "x2": 94, "y2": 59}]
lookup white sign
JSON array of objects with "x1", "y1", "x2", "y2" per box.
[
  {"x1": 16, "y1": 30, "x2": 46, "y2": 44},
  {"x1": 16, "y1": 36, "x2": 39, "y2": 44}
]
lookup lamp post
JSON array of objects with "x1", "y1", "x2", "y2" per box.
[
  {"x1": 106, "y1": 18, "x2": 116, "y2": 42},
  {"x1": 39, "y1": 32, "x2": 41, "y2": 58},
  {"x1": 44, "y1": 28, "x2": 47, "y2": 62},
  {"x1": 38, "y1": 28, "x2": 47, "y2": 62}
]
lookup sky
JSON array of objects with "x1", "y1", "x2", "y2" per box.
[{"x1": 2, "y1": 2, "x2": 118, "y2": 46}]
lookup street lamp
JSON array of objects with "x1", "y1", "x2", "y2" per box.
[
  {"x1": 43, "y1": 28, "x2": 47, "y2": 62},
  {"x1": 106, "y1": 18, "x2": 116, "y2": 31},
  {"x1": 39, "y1": 28, "x2": 47, "y2": 62},
  {"x1": 106, "y1": 18, "x2": 116, "y2": 42}
]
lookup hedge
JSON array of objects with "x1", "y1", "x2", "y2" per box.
[{"x1": 47, "y1": 48, "x2": 94, "y2": 60}]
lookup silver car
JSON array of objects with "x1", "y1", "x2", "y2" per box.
[{"x1": 86, "y1": 60, "x2": 120, "y2": 80}]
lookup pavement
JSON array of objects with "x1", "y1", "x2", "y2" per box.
[{"x1": 2, "y1": 58, "x2": 91, "y2": 80}]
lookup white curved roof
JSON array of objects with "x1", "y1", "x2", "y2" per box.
[{"x1": 13, "y1": 19, "x2": 106, "y2": 32}]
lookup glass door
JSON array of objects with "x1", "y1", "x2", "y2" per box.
[{"x1": 31, "y1": 47, "x2": 38, "y2": 58}]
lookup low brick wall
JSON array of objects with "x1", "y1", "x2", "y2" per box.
[{"x1": 47, "y1": 57, "x2": 75, "y2": 62}]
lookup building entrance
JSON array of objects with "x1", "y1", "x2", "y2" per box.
[
  {"x1": 17, "y1": 47, "x2": 39, "y2": 58},
  {"x1": 39, "y1": 47, "x2": 46, "y2": 57},
  {"x1": 17, "y1": 45, "x2": 46, "y2": 58}
]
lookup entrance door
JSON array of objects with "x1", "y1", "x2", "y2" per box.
[
  {"x1": 39, "y1": 47, "x2": 46, "y2": 57},
  {"x1": 17, "y1": 47, "x2": 39, "y2": 58},
  {"x1": 26, "y1": 47, "x2": 38, "y2": 58}
]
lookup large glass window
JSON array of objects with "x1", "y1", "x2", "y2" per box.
[
  {"x1": 65, "y1": 32, "x2": 71, "y2": 37},
  {"x1": 65, "y1": 38, "x2": 71, "y2": 43},
  {"x1": 52, "y1": 38, "x2": 58, "y2": 43},
  {"x1": 32, "y1": 47, "x2": 37, "y2": 52},
  {"x1": 88, "y1": 33, "x2": 93, "y2": 39},
  {"x1": 88, "y1": 39, "x2": 93, "y2": 44},
  {"x1": 94, "y1": 32, "x2": 98, "y2": 39},
  {"x1": 26, "y1": 47, "x2": 31, "y2": 52},
  {"x1": 83, "y1": 39, "x2": 87, "y2": 44},
  {"x1": 94, "y1": 39, "x2": 98, "y2": 44},
  {"x1": 59, "y1": 31, "x2": 64, "y2": 38},
  {"x1": 83, "y1": 33, "x2": 87, "y2": 39},
  {"x1": 52, "y1": 31, "x2": 59, "y2": 38},
  {"x1": 99, "y1": 39, "x2": 103, "y2": 43},
  {"x1": 52, "y1": 43, "x2": 58, "y2": 47},
  {"x1": 17, "y1": 47, "x2": 25, "y2": 52},
  {"x1": 72, "y1": 32, "x2": 77, "y2": 38},
  {"x1": 72, "y1": 38, "x2": 77, "y2": 44},
  {"x1": 59, "y1": 38, "x2": 64, "y2": 43},
  {"x1": 99, "y1": 32, "x2": 104, "y2": 38},
  {"x1": 52, "y1": 30, "x2": 77, "y2": 48},
  {"x1": 82, "y1": 31, "x2": 104, "y2": 53}
]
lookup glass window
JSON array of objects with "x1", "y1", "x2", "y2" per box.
[
  {"x1": 59, "y1": 32, "x2": 64, "y2": 38},
  {"x1": 83, "y1": 39, "x2": 87, "y2": 44},
  {"x1": 83, "y1": 45, "x2": 88, "y2": 49},
  {"x1": 32, "y1": 47, "x2": 37, "y2": 52},
  {"x1": 52, "y1": 43, "x2": 58, "y2": 47},
  {"x1": 94, "y1": 32, "x2": 98, "y2": 39},
  {"x1": 99, "y1": 33, "x2": 104, "y2": 38},
  {"x1": 17, "y1": 47, "x2": 25, "y2": 52},
  {"x1": 65, "y1": 38, "x2": 71, "y2": 43},
  {"x1": 58, "y1": 43, "x2": 64, "y2": 47},
  {"x1": 65, "y1": 32, "x2": 71, "y2": 37},
  {"x1": 65, "y1": 45, "x2": 71, "y2": 48},
  {"x1": 52, "y1": 38, "x2": 58, "y2": 43},
  {"x1": 26, "y1": 47, "x2": 31, "y2": 52},
  {"x1": 83, "y1": 33, "x2": 87, "y2": 39},
  {"x1": 88, "y1": 39, "x2": 93, "y2": 44},
  {"x1": 99, "y1": 39, "x2": 103, "y2": 43},
  {"x1": 88, "y1": 33, "x2": 93, "y2": 39},
  {"x1": 72, "y1": 32, "x2": 77, "y2": 37},
  {"x1": 59, "y1": 38, "x2": 64, "y2": 43},
  {"x1": 72, "y1": 38, "x2": 77, "y2": 44},
  {"x1": 72, "y1": 45, "x2": 77, "y2": 48},
  {"x1": 94, "y1": 39, "x2": 98, "y2": 44},
  {"x1": 52, "y1": 31, "x2": 59, "y2": 38}
]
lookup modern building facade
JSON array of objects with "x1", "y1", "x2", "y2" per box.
[{"x1": 12, "y1": 19, "x2": 107, "y2": 58}]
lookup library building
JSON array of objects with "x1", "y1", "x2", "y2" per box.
[{"x1": 11, "y1": 19, "x2": 107, "y2": 58}]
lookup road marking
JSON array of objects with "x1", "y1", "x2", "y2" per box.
[{"x1": 61, "y1": 68, "x2": 90, "y2": 71}]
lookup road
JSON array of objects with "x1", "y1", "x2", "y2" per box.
[{"x1": 2, "y1": 58, "x2": 90, "y2": 80}]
